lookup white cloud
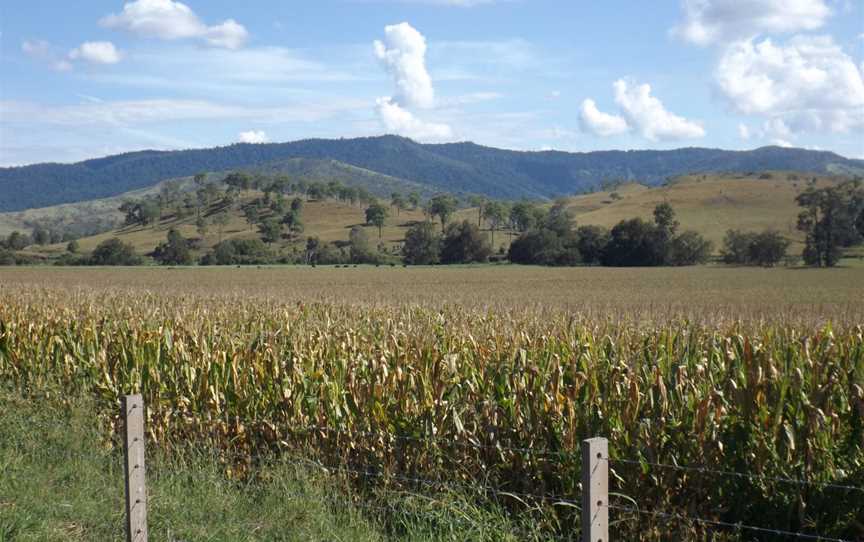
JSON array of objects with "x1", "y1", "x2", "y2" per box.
[
  {"x1": 21, "y1": 40, "x2": 51, "y2": 59},
  {"x1": 372, "y1": 23, "x2": 452, "y2": 141},
  {"x1": 673, "y1": 0, "x2": 831, "y2": 45},
  {"x1": 738, "y1": 123, "x2": 751, "y2": 140},
  {"x1": 375, "y1": 97, "x2": 453, "y2": 141},
  {"x1": 772, "y1": 138, "x2": 794, "y2": 147},
  {"x1": 22, "y1": 39, "x2": 80, "y2": 71},
  {"x1": 374, "y1": 22, "x2": 435, "y2": 108},
  {"x1": 579, "y1": 99, "x2": 629, "y2": 136},
  {"x1": 69, "y1": 42, "x2": 122, "y2": 65},
  {"x1": 0, "y1": 99, "x2": 357, "y2": 126},
  {"x1": 715, "y1": 36, "x2": 864, "y2": 134},
  {"x1": 100, "y1": 0, "x2": 248, "y2": 49},
  {"x1": 238, "y1": 130, "x2": 269, "y2": 144},
  {"x1": 612, "y1": 79, "x2": 706, "y2": 140}
]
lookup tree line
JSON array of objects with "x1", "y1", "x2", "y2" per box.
[{"x1": 2, "y1": 173, "x2": 861, "y2": 269}]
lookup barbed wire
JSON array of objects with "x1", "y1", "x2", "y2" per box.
[
  {"x1": 290, "y1": 454, "x2": 584, "y2": 508},
  {"x1": 609, "y1": 457, "x2": 864, "y2": 493},
  {"x1": 606, "y1": 503, "x2": 851, "y2": 542},
  {"x1": 146, "y1": 409, "x2": 864, "y2": 495}
]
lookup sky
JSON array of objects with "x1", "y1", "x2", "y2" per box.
[{"x1": 0, "y1": 0, "x2": 862, "y2": 166}]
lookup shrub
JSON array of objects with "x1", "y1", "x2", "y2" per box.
[
  {"x1": 88, "y1": 239, "x2": 142, "y2": 266},
  {"x1": 402, "y1": 222, "x2": 441, "y2": 265},
  {"x1": 441, "y1": 221, "x2": 492, "y2": 264}
]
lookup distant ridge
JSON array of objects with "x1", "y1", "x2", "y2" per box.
[{"x1": 1, "y1": 135, "x2": 861, "y2": 212}]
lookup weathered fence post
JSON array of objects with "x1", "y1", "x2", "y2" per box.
[
  {"x1": 122, "y1": 394, "x2": 148, "y2": 542},
  {"x1": 582, "y1": 437, "x2": 608, "y2": 542}
]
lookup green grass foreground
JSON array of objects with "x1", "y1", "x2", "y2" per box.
[{"x1": 0, "y1": 390, "x2": 532, "y2": 542}]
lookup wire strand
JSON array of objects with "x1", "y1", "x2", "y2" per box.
[
  {"x1": 606, "y1": 503, "x2": 851, "y2": 542},
  {"x1": 609, "y1": 457, "x2": 864, "y2": 493}
]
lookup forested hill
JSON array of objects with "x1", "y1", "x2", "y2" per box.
[{"x1": 1, "y1": 135, "x2": 862, "y2": 212}]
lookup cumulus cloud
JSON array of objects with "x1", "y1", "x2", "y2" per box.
[
  {"x1": 69, "y1": 42, "x2": 122, "y2": 65},
  {"x1": 612, "y1": 79, "x2": 705, "y2": 140},
  {"x1": 100, "y1": 0, "x2": 248, "y2": 49},
  {"x1": 22, "y1": 39, "x2": 107, "y2": 71},
  {"x1": 374, "y1": 22, "x2": 435, "y2": 108},
  {"x1": 738, "y1": 123, "x2": 751, "y2": 140},
  {"x1": 715, "y1": 36, "x2": 864, "y2": 134},
  {"x1": 672, "y1": 0, "x2": 831, "y2": 45},
  {"x1": 238, "y1": 130, "x2": 269, "y2": 144},
  {"x1": 579, "y1": 99, "x2": 629, "y2": 136},
  {"x1": 375, "y1": 97, "x2": 453, "y2": 141},
  {"x1": 373, "y1": 23, "x2": 453, "y2": 141}
]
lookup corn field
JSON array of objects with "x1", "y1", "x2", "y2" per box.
[{"x1": 1, "y1": 269, "x2": 863, "y2": 540}]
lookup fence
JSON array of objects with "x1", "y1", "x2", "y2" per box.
[{"x1": 119, "y1": 395, "x2": 861, "y2": 542}]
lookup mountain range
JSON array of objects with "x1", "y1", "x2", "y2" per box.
[{"x1": 1, "y1": 135, "x2": 862, "y2": 212}]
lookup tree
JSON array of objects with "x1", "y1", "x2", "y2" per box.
[
  {"x1": 391, "y1": 193, "x2": 406, "y2": 216},
  {"x1": 722, "y1": 230, "x2": 789, "y2": 267},
  {"x1": 365, "y1": 202, "x2": 388, "y2": 239},
  {"x1": 89, "y1": 239, "x2": 142, "y2": 266},
  {"x1": 576, "y1": 225, "x2": 610, "y2": 265},
  {"x1": 545, "y1": 202, "x2": 575, "y2": 237},
  {"x1": 349, "y1": 226, "x2": 378, "y2": 264},
  {"x1": 305, "y1": 237, "x2": 320, "y2": 264},
  {"x1": 653, "y1": 202, "x2": 680, "y2": 236},
  {"x1": 721, "y1": 230, "x2": 756, "y2": 265},
  {"x1": 748, "y1": 231, "x2": 789, "y2": 267},
  {"x1": 193, "y1": 172, "x2": 207, "y2": 187},
  {"x1": 32, "y1": 227, "x2": 50, "y2": 246},
  {"x1": 669, "y1": 231, "x2": 713, "y2": 266},
  {"x1": 212, "y1": 212, "x2": 230, "y2": 243},
  {"x1": 66, "y1": 239, "x2": 80, "y2": 254},
  {"x1": 796, "y1": 181, "x2": 864, "y2": 267},
  {"x1": 281, "y1": 209, "x2": 304, "y2": 238},
  {"x1": 153, "y1": 228, "x2": 193, "y2": 266},
  {"x1": 243, "y1": 205, "x2": 261, "y2": 230},
  {"x1": 201, "y1": 239, "x2": 272, "y2": 265},
  {"x1": 258, "y1": 218, "x2": 282, "y2": 245},
  {"x1": 510, "y1": 202, "x2": 540, "y2": 232},
  {"x1": 468, "y1": 195, "x2": 486, "y2": 226},
  {"x1": 483, "y1": 201, "x2": 508, "y2": 247},
  {"x1": 402, "y1": 221, "x2": 441, "y2": 265},
  {"x1": 428, "y1": 195, "x2": 458, "y2": 232},
  {"x1": 224, "y1": 172, "x2": 252, "y2": 191},
  {"x1": 291, "y1": 197, "x2": 304, "y2": 213},
  {"x1": 441, "y1": 220, "x2": 491, "y2": 264},
  {"x1": 5, "y1": 231, "x2": 30, "y2": 250},
  {"x1": 601, "y1": 218, "x2": 664, "y2": 267},
  {"x1": 508, "y1": 229, "x2": 564, "y2": 266},
  {"x1": 139, "y1": 201, "x2": 161, "y2": 227},
  {"x1": 407, "y1": 192, "x2": 421, "y2": 210}
]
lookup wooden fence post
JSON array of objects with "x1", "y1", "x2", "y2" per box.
[
  {"x1": 582, "y1": 437, "x2": 608, "y2": 542},
  {"x1": 122, "y1": 394, "x2": 148, "y2": 542}
]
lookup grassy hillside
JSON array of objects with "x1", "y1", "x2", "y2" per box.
[
  {"x1": 21, "y1": 170, "x2": 853, "y2": 261},
  {"x1": 563, "y1": 171, "x2": 846, "y2": 251}
]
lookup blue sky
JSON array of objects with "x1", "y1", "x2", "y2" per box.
[{"x1": 1, "y1": 0, "x2": 862, "y2": 166}]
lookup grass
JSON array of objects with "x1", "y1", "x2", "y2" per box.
[
  {"x1": 563, "y1": 172, "x2": 844, "y2": 251},
  {"x1": 15, "y1": 170, "x2": 851, "y2": 261},
  {"x1": 0, "y1": 388, "x2": 534, "y2": 542}
]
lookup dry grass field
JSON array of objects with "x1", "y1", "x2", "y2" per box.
[{"x1": 1, "y1": 264, "x2": 861, "y2": 323}]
